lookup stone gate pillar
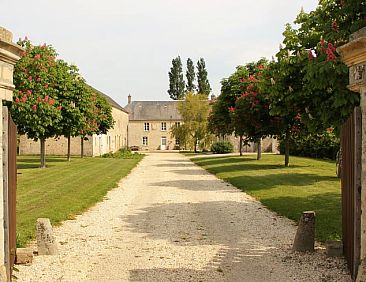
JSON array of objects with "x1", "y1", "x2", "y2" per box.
[
  {"x1": 0, "y1": 27, "x2": 22, "y2": 281},
  {"x1": 338, "y1": 27, "x2": 366, "y2": 280}
]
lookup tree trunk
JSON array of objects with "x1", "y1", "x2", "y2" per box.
[
  {"x1": 40, "y1": 138, "x2": 46, "y2": 168},
  {"x1": 285, "y1": 129, "x2": 290, "y2": 167},
  {"x1": 80, "y1": 137, "x2": 84, "y2": 158},
  {"x1": 239, "y1": 135, "x2": 243, "y2": 156},
  {"x1": 194, "y1": 139, "x2": 197, "y2": 153},
  {"x1": 256, "y1": 139, "x2": 262, "y2": 160},
  {"x1": 67, "y1": 135, "x2": 71, "y2": 162}
]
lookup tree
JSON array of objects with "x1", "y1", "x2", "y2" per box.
[
  {"x1": 196, "y1": 58, "x2": 211, "y2": 96},
  {"x1": 186, "y1": 58, "x2": 195, "y2": 93},
  {"x1": 168, "y1": 56, "x2": 185, "y2": 100},
  {"x1": 79, "y1": 86, "x2": 114, "y2": 157},
  {"x1": 173, "y1": 92, "x2": 211, "y2": 152},
  {"x1": 54, "y1": 60, "x2": 91, "y2": 161},
  {"x1": 11, "y1": 38, "x2": 63, "y2": 168},
  {"x1": 232, "y1": 61, "x2": 279, "y2": 160}
]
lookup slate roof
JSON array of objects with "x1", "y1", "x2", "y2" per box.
[
  {"x1": 124, "y1": 101, "x2": 182, "y2": 121},
  {"x1": 88, "y1": 85, "x2": 128, "y2": 113}
]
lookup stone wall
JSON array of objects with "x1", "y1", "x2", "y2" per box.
[
  {"x1": 127, "y1": 120, "x2": 179, "y2": 150},
  {"x1": 19, "y1": 107, "x2": 129, "y2": 157},
  {"x1": 19, "y1": 135, "x2": 93, "y2": 156},
  {"x1": 222, "y1": 135, "x2": 279, "y2": 154}
]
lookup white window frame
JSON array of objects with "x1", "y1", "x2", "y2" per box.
[
  {"x1": 144, "y1": 122, "x2": 150, "y2": 131},
  {"x1": 161, "y1": 122, "x2": 167, "y2": 131},
  {"x1": 142, "y1": 136, "x2": 148, "y2": 145},
  {"x1": 175, "y1": 122, "x2": 180, "y2": 127}
]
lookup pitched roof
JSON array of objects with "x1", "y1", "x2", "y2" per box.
[
  {"x1": 124, "y1": 101, "x2": 182, "y2": 121},
  {"x1": 88, "y1": 85, "x2": 128, "y2": 113}
]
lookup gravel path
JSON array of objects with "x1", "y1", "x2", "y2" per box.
[{"x1": 17, "y1": 152, "x2": 351, "y2": 282}]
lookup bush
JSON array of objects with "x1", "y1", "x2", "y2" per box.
[
  {"x1": 211, "y1": 141, "x2": 234, "y2": 154},
  {"x1": 279, "y1": 130, "x2": 340, "y2": 160},
  {"x1": 102, "y1": 148, "x2": 141, "y2": 159}
]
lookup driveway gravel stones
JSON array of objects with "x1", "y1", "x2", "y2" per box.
[{"x1": 16, "y1": 152, "x2": 351, "y2": 281}]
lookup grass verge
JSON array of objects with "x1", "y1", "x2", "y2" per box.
[
  {"x1": 190, "y1": 154, "x2": 340, "y2": 242},
  {"x1": 16, "y1": 155, "x2": 143, "y2": 247}
]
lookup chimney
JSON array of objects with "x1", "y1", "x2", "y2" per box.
[
  {"x1": 210, "y1": 94, "x2": 216, "y2": 101},
  {"x1": 128, "y1": 94, "x2": 131, "y2": 104}
]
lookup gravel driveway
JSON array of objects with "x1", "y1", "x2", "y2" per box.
[{"x1": 17, "y1": 152, "x2": 350, "y2": 281}]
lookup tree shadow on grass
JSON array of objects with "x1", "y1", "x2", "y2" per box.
[
  {"x1": 226, "y1": 173, "x2": 338, "y2": 193},
  {"x1": 17, "y1": 156, "x2": 69, "y2": 169},
  {"x1": 259, "y1": 192, "x2": 341, "y2": 241},
  {"x1": 193, "y1": 156, "x2": 256, "y2": 167}
]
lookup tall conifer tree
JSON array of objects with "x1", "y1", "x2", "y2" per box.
[
  {"x1": 196, "y1": 58, "x2": 211, "y2": 96},
  {"x1": 168, "y1": 56, "x2": 185, "y2": 100},
  {"x1": 186, "y1": 58, "x2": 195, "y2": 93}
]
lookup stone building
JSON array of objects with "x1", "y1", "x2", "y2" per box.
[
  {"x1": 19, "y1": 89, "x2": 129, "y2": 157},
  {"x1": 124, "y1": 96, "x2": 182, "y2": 151}
]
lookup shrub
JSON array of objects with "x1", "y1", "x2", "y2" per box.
[
  {"x1": 279, "y1": 130, "x2": 340, "y2": 160},
  {"x1": 102, "y1": 148, "x2": 141, "y2": 159},
  {"x1": 211, "y1": 141, "x2": 234, "y2": 154}
]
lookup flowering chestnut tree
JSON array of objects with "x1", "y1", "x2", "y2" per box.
[
  {"x1": 232, "y1": 62, "x2": 279, "y2": 160},
  {"x1": 11, "y1": 38, "x2": 63, "y2": 168}
]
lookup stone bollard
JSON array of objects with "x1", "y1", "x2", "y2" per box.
[
  {"x1": 36, "y1": 218, "x2": 58, "y2": 255},
  {"x1": 293, "y1": 211, "x2": 315, "y2": 252},
  {"x1": 325, "y1": 240, "x2": 343, "y2": 257}
]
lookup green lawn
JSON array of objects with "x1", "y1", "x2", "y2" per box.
[
  {"x1": 16, "y1": 155, "x2": 143, "y2": 247},
  {"x1": 191, "y1": 154, "x2": 341, "y2": 242}
]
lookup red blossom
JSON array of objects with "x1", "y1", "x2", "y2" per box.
[
  {"x1": 34, "y1": 54, "x2": 41, "y2": 60},
  {"x1": 21, "y1": 95, "x2": 27, "y2": 103},
  {"x1": 326, "y1": 43, "x2": 336, "y2": 61},
  {"x1": 228, "y1": 106, "x2": 236, "y2": 112},
  {"x1": 27, "y1": 76, "x2": 32, "y2": 81},
  {"x1": 15, "y1": 98, "x2": 20, "y2": 104},
  {"x1": 26, "y1": 90, "x2": 32, "y2": 96},
  {"x1": 49, "y1": 99, "x2": 55, "y2": 105},
  {"x1": 308, "y1": 49, "x2": 314, "y2": 61},
  {"x1": 37, "y1": 97, "x2": 42, "y2": 102},
  {"x1": 248, "y1": 75, "x2": 257, "y2": 82},
  {"x1": 57, "y1": 105, "x2": 62, "y2": 110},
  {"x1": 44, "y1": 95, "x2": 49, "y2": 102},
  {"x1": 32, "y1": 104, "x2": 37, "y2": 111},
  {"x1": 332, "y1": 20, "x2": 338, "y2": 31}
]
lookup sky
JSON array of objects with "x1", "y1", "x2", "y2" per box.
[{"x1": 2, "y1": 0, "x2": 318, "y2": 107}]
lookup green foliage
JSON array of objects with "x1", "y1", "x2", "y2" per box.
[
  {"x1": 172, "y1": 92, "x2": 211, "y2": 152},
  {"x1": 168, "y1": 56, "x2": 185, "y2": 100},
  {"x1": 186, "y1": 58, "x2": 195, "y2": 92},
  {"x1": 11, "y1": 38, "x2": 63, "y2": 141},
  {"x1": 279, "y1": 130, "x2": 340, "y2": 160},
  {"x1": 196, "y1": 58, "x2": 211, "y2": 96},
  {"x1": 210, "y1": 141, "x2": 234, "y2": 154},
  {"x1": 102, "y1": 148, "x2": 141, "y2": 159},
  {"x1": 192, "y1": 154, "x2": 342, "y2": 242},
  {"x1": 208, "y1": 66, "x2": 247, "y2": 137}
]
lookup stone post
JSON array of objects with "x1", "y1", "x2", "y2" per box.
[
  {"x1": 338, "y1": 27, "x2": 366, "y2": 280},
  {"x1": 0, "y1": 27, "x2": 22, "y2": 281}
]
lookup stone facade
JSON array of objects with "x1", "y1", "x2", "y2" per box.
[
  {"x1": 0, "y1": 26, "x2": 22, "y2": 282},
  {"x1": 19, "y1": 95, "x2": 129, "y2": 157},
  {"x1": 127, "y1": 120, "x2": 180, "y2": 151},
  {"x1": 125, "y1": 100, "x2": 182, "y2": 151}
]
